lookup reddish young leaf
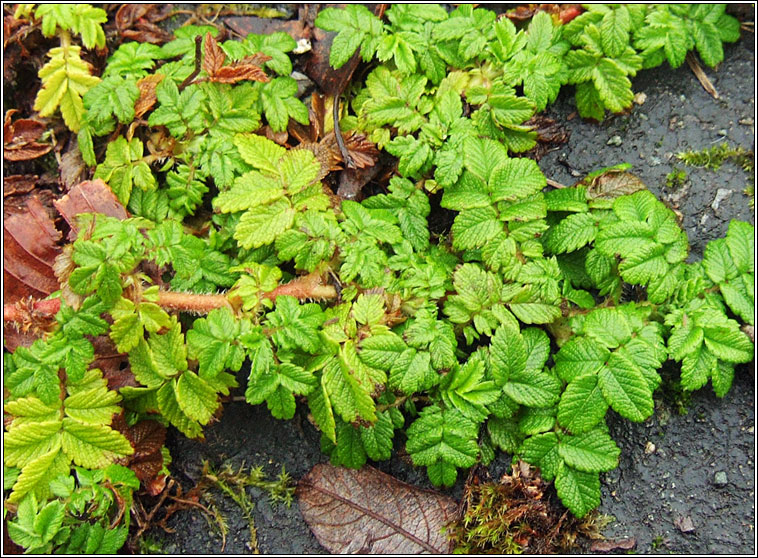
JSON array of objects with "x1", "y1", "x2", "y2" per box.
[
  {"x1": 212, "y1": 63, "x2": 269, "y2": 84},
  {"x1": 54, "y1": 179, "x2": 128, "y2": 240},
  {"x1": 202, "y1": 32, "x2": 226, "y2": 76},
  {"x1": 113, "y1": 414, "x2": 167, "y2": 489},
  {"x1": 297, "y1": 464, "x2": 458, "y2": 554}
]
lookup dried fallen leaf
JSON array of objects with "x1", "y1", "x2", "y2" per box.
[
  {"x1": 3, "y1": 195, "x2": 62, "y2": 303},
  {"x1": 298, "y1": 463, "x2": 457, "y2": 554},
  {"x1": 116, "y1": 4, "x2": 173, "y2": 44},
  {"x1": 674, "y1": 515, "x2": 695, "y2": 533},
  {"x1": 590, "y1": 537, "x2": 637, "y2": 552},
  {"x1": 3, "y1": 174, "x2": 37, "y2": 197},
  {"x1": 134, "y1": 74, "x2": 164, "y2": 119},
  {"x1": 59, "y1": 145, "x2": 87, "y2": 191},
  {"x1": 3, "y1": 110, "x2": 52, "y2": 161},
  {"x1": 54, "y1": 179, "x2": 129, "y2": 240},
  {"x1": 585, "y1": 170, "x2": 647, "y2": 201}
]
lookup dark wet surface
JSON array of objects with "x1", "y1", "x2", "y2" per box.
[{"x1": 152, "y1": 33, "x2": 755, "y2": 555}]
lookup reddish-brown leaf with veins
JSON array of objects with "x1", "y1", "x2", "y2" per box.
[
  {"x1": 135, "y1": 74, "x2": 164, "y2": 119},
  {"x1": 113, "y1": 415, "x2": 168, "y2": 495},
  {"x1": 297, "y1": 463, "x2": 457, "y2": 554},
  {"x1": 3, "y1": 195, "x2": 61, "y2": 303},
  {"x1": 54, "y1": 179, "x2": 129, "y2": 240},
  {"x1": 4, "y1": 110, "x2": 52, "y2": 161},
  {"x1": 3, "y1": 175, "x2": 37, "y2": 197},
  {"x1": 202, "y1": 32, "x2": 270, "y2": 84},
  {"x1": 202, "y1": 32, "x2": 226, "y2": 76}
]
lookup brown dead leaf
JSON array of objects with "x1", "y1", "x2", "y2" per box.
[
  {"x1": 116, "y1": 4, "x2": 173, "y2": 44},
  {"x1": 90, "y1": 336, "x2": 135, "y2": 390},
  {"x1": 54, "y1": 179, "x2": 129, "y2": 240},
  {"x1": 59, "y1": 145, "x2": 87, "y2": 191},
  {"x1": 3, "y1": 174, "x2": 37, "y2": 197},
  {"x1": 297, "y1": 463, "x2": 457, "y2": 554},
  {"x1": 3, "y1": 195, "x2": 62, "y2": 303},
  {"x1": 585, "y1": 170, "x2": 647, "y2": 201},
  {"x1": 590, "y1": 537, "x2": 637, "y2": 552},
  {"x1": 4, "y1": 110, "x2": 52, "y2": 161},
  {"x1": 135, "y1": 74, "x2": 164, "y2": 118}
]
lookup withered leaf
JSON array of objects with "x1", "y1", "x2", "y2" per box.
[
  {"x1": 134, "y1": 74, "x2": 164, "y2": 119},
  {"x1": 585, "y1": 170, "x2": 647, "y2": 201},
  {"x1": 590, "y1": 537, "x2": 637, "y2": 552},
  {"x1": 59, "y1": 146, "x2": 87, "y2": 191},
  {"x1": 297, "y1": 464, "x2": 457, "y2": 554},
  {"x1": 4, "y1": 110, "x2": 52, "y2": 161},
  {"x1": 90, "y1": 336, "x2": 135, "y2": 391},
  {"x1": 3, "y1": 195, "x2": 61, "y2": 303},
  {"x1": 54, "y1": 179, "x2": 128, "y2": 240},
  {"x1": 116, "y1": 4, "x2": 173, "y2": 44},
  {"x1": 3, "y1": 174, "x2": 37, "y2": 197}
]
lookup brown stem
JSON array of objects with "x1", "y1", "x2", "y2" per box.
[
  {"x1": 178, "y1": 35, "x2": 203, "y2": 92},
  {"x1": 156, "y1": 291, "x2": 233, "y2": 313},
  {"x1": 3, "y1": 297, "x2": 61, "y2": 322}
]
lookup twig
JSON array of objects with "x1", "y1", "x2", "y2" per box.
[
  {"x1": 546, "y1": 178, "x2": 568, "y2": 189},
  {"x1": 178, "y1": 35, "x2": 203, "y2": 92},
  {"x1": 133, "y1": 478, "x2": 175, "y2": 540},
  {"x1": 686, "y1": 52, "x2": 719, "y2": 99},
  {"x1": 333, "y1": 92, "x2": 354, "y2": 169}
]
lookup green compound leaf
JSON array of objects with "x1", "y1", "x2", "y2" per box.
[
  {"x1": 322, "y1": 357, "x2": 376, "y2": 425},
  {"x1": 558, "y1": 374, "x2": 609, "y2": 434},
  {"x1": 555, "y1": 462, "x2": 601, "y2": 519},
  {"x1": 60, "y1": 419, "x2": 133, "y2": 469},
  {"x1": 518, "y1": 432, "x2": 561, "y2": 482},
  {"x1": 315, "y1": 5, "x2": 384, "y2": 69},
  {"x1": 489, "y1": 324, "x2": 528, "y2": 386},
  {"x1": 598, "y1": 351, "x2": 653, "y2": 422},
  {"x1": 543, "y1": 212, "x2": 598, "y2": 254},
  {"x1": 34, "y1": 45, "x2": 100, "y2": 132},
  {"x1": 504, "y1": 368, "x2": 561, "y2": 408},
  {"x1": 441, "y1": 356, "x2": 500, "y2": 422},
  {"x1": 359, "y1": 410, "x2": 396, "y2": 461},
  {"x1": 558, "y1": 426, "x2": 620, "y2": 473},
  {"x1": 406, "y1": 404, "x2": 479, "y2": 487}
]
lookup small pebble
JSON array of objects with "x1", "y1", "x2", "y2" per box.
[
  {"x1": 714, "y1": 471, "x2": 728, "y2": 486},
  {"x1": 718, "y1": 129, "x2": 729, "y2": 136},
  {"x1": 607, "y1": 135, "x2": 623, "y2": 146},
  {"x1": 711, "y1": 188, "x2": 732, "y2": 211},
  {"x1": 645, "y1": 441, "x2": 656, "y2": 455}
]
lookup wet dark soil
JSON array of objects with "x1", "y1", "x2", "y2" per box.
[{"x1": 150, "y1": 32, "x2": 755, "y2": 555}]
